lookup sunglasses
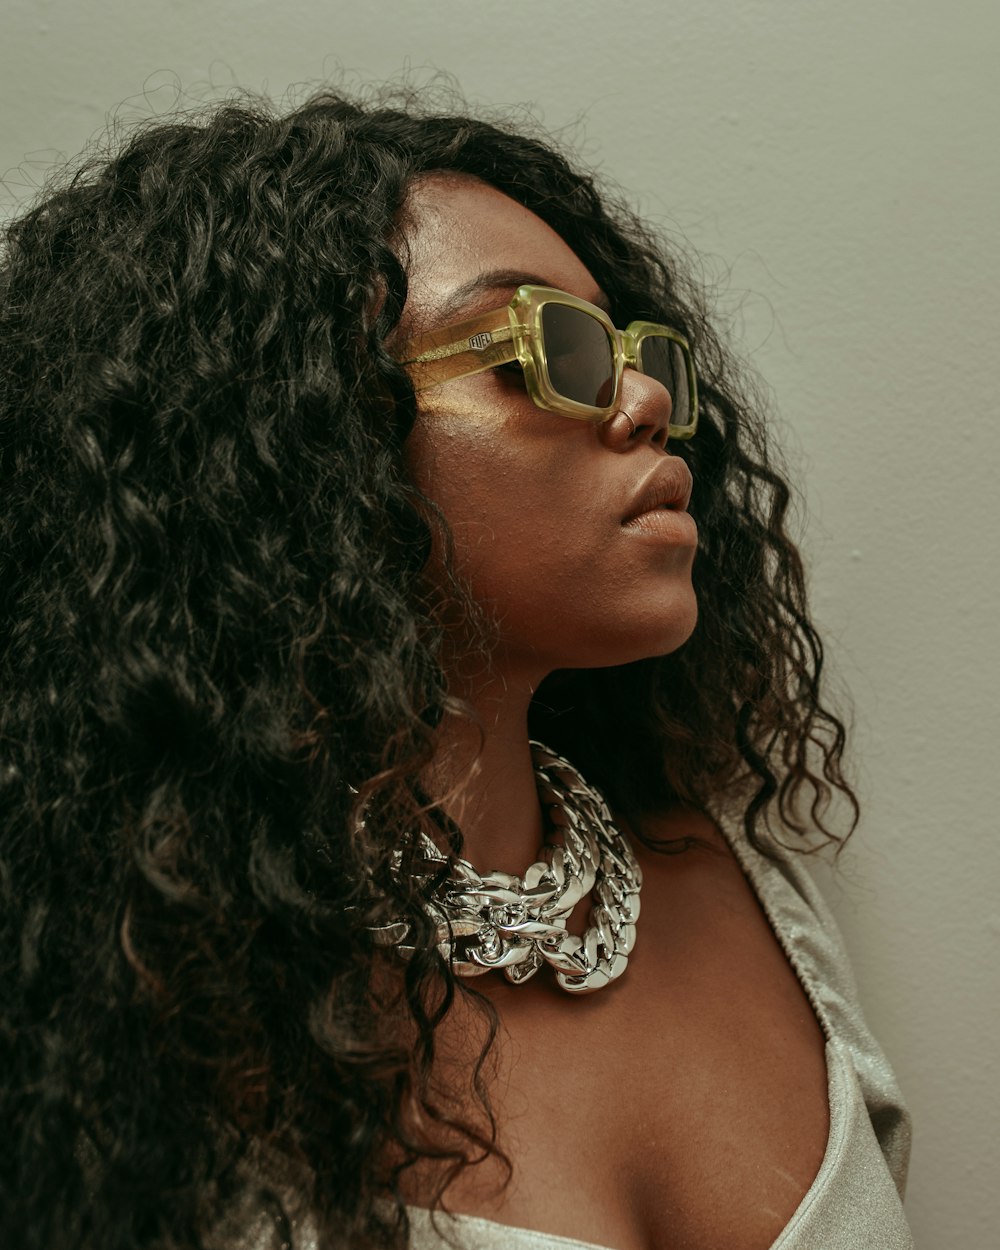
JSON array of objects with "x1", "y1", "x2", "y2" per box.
[{"x1": 397, "y1": 284, "x2": 698, "y2": 439}]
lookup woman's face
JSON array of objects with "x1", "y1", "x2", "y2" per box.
[{"x1": 399, "y1": 174, "x2": 698, "y2": 681}]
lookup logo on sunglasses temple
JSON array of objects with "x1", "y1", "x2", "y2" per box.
[{"x1": 468, "y1": 331, "x2": 493, "y2": 351}]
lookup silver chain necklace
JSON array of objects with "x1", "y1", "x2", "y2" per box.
[{"x1": 370, "y1": 741, "x2": 642, "y2": 994}]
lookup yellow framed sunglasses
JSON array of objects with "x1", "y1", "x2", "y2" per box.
[{"x1": 397, "y1": 285, "x2": 698, "y2": 439}]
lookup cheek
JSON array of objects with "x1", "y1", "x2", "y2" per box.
[
  {"x1": 406, "y1": 415, "x2": 514, "y2": 538},
  {"x1": 405, "y1": 412, "x2": 601, "y2": 591}
]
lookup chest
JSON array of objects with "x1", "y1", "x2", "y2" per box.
[{"x1": 425, "y1": 833, "x2": 831, "y2": 1250}]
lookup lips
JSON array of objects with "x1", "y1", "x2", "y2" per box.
[{"x1": 621, "y1": 459, "x2": 694, "y2": 524}]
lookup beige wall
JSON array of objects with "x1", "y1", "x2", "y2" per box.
[{"x1": 3, "y1": 1, "x2": 997, "y2": 1243}]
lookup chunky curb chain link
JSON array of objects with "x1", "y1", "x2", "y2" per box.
[{"x1": 370, "y1": 741, "x2": 642, "y2": 994}]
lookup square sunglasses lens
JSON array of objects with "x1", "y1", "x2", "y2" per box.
[
  {"x1": 540, "y1": 303, "x2": 615, "y2": 408},
  {"x1": 638, "y1": 335, "x2": 692, "y2": 428}
]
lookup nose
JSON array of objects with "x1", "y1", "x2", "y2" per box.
[{"x1": 602, "y1": 367, "x2": 673, "y2": 450}]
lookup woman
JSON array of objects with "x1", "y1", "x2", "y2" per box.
[{"x1": 0, "y1": 90, "x2": 912, "y2": 1250}]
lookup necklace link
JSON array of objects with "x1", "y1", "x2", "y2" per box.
[{"x1": 370, "y1": 742, "x2": 642, "y2": 994}]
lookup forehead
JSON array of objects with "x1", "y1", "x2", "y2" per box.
[{"x1": 399, "y1": 173, "x2": 604, "y2": 334}]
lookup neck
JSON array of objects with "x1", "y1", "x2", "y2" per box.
[{"x1": 422, "y1": 668, "x2": 548, "y2": 875}]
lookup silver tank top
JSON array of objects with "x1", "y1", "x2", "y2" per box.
[{"x1": 405, "y1": 824, "x2": 914, "y2": 1250}]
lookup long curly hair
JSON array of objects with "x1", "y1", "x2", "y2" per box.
[{"x1": 0, "y1": 87, "x2": 856, "y2": 1250}]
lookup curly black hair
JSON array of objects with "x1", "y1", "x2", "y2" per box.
[{"x1": 0, "y1": 87, "x2": 856, "y2": 1250}]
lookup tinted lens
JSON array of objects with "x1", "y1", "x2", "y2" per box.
[
  {"x1": 638, "y1": 334, "x2": 692, "y2": 428},
  {"x1": 540, "y1": 302, "x2": 615, "y2": 408}
]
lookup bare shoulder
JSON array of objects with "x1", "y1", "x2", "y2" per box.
[{"x1": 626, "y1": 804, "x2": 743, "y2": 887}]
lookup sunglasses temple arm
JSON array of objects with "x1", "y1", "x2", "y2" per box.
[{"x1": 401, "y1": 317, "x2": 517, "y2": 392}]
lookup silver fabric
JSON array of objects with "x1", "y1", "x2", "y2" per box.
[
  {"x1": 407, "y1": 1208, "x2": 613, "y2": 1249},
  {"x1": 370, "y1": 742, "x2": 642, "y2": 993}
]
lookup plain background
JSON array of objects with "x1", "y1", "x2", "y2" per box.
[{"x1": 2, "y1": 2, "x2": 997, "y2": 1245}]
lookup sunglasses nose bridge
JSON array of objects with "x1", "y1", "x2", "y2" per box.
[{"x1": 619, "y1": 327, "x2": 639, "y2": 374}]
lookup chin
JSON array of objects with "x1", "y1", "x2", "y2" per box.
[
  {"x1": 560, "y1": 595, "x2": 700, "y2": 671},
  {"x1": 624, "y1": 588, "x2": 699, "y2": 662}
]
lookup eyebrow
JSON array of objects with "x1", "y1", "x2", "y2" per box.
[{"x1": 432, "y1": 268, "x2": 610, "y2": 325}]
